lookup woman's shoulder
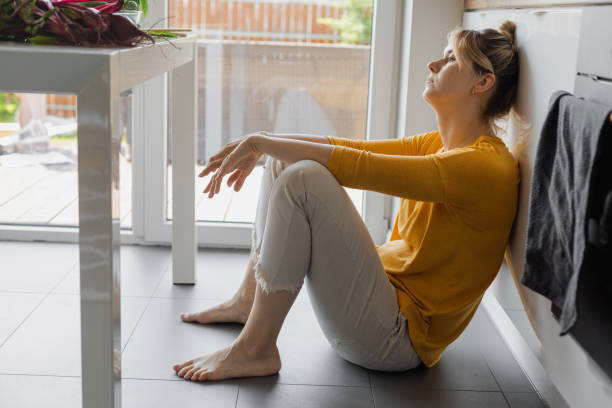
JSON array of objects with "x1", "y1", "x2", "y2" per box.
[
  {"x1": 404, "y1": 130, "x2": 442, "y2": 155},
  {"x1": 474, "y1": 135, "x2": 517, "y2": 161},
  {"x1": 470, "y1": 136, "x2": 520, "y2": 182}
]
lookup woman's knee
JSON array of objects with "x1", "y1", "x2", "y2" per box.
[{"x1": 274, "y1": 159, "x2": 336, "y2": 192}]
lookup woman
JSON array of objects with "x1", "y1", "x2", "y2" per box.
[{"x1": 173, "y1": 20, "x2": 520, "y2": 382}]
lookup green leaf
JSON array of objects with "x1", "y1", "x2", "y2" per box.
[
  {"x1": 28, "y1": 35, "x2": 60, "y2": 45},
  {"x1": 63, "y1": 8, "x2": 79, "y2": 20}
]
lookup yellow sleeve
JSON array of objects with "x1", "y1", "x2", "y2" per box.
[
  {"x1": 327, "y1": 144, "x2": 511, "y2": 207},
  {"x1": 327, "y1": 131, "x2": 435, "y2": 156}
]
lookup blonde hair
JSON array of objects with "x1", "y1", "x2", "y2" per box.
[{"x1": 448, "y1": 20, "x2": 519, "y2": 136}]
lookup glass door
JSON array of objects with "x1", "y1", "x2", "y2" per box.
[{"x1": 141, "y1": 0, "x2": 403, "y2": 248}]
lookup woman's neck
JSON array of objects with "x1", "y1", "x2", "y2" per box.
[{"x1": 435, "y1": 109, "x2": 492, "y2": 152}]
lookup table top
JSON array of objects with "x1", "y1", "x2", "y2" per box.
[
  {"x1": 0, "y1": 32, "x2": 197, "y2": 94},
  {"x1": 0, "y1": 31, "x2": 197, "y2": 55}
]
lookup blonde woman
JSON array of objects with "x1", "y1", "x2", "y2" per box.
[{"x1": 173, "y1": 21, "x2": 520, "y2": 382}]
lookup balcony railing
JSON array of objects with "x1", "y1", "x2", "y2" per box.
[{"x1": 1, "y1": 39, "x2": 369, "y2": 227}]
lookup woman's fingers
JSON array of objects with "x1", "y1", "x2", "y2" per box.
[
  {"x1": 201, "y1": 142, "x2": 239, "y2": 177},
  {"x1": 234, "y1": 175, "x2": 245, "y2": 192},
  {"x1": 227, "y1": 170, "x2": 243, "y2": 187},
  {"x1": 199, "y1": 159, "x2": 222, "y2": 177}
]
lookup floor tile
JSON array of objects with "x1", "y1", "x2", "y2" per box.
[
  {"x1": 0, "y1": 244, "x2": 547, "y2": 408},
  {"x1": 237, "y1": 383, "x2": 373, "y2": 408},
  {"x1": 0, "y1": 375, "x2": 239, "y2": 408},
  {"x1": 54, "y1": 245, "x2": 171, "y2": 297},
  {"x1": 0, "y1": 294, "x2": 149, "y2": 376},
  {"x1": 0, "y1": 374, "x2": 81, "y2": 408},
  {"x1": 469, "y1": 308, "x2": 536, "y2": 393},
  {"x1": 372, "y1": 387, "x2": 509, "y2": 408},
  {"x1": 370, "y1": 308, "x2": 500, "y2": 391},
  {"x1": 122, "y1": 297, "x2": 243, "y2": 380},
  {"x1": 153, "y1": 248, "x2": 309, "y2": 304},
  {"x1": 123, "y1": 297, "x2": 368, "y2": 386},
  {"x1": 122, "y1": 378, "x2": 238, "y2": 408},
  {"x1": 153, "y1": 249, "x2": 249, "y2": 300},
  {"x1": 0, "y1": 241, "x2": 77, "y2": 293},
  {"x1": 505, "y1": 392, "x2": 549, "y2": 408},
  {"x1": 242, "y1": 301, "x2": 370, "y2": 387},
  {"x1": 0, "y1": 292, "x2": 44, "y2": 346}
]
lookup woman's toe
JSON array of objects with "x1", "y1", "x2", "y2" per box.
[
  {"x1": 189, "y1": 368, "x2": 203, "y2": 381},
  {"x1": 178, "y1": 364, "x2": 193, "y2": 377},
  {"x1": 184, "y1": 367, "x2": 198, "y2": 380},
  {"x1": 175, "y1": 359, "x2": 195, "y2": 374},
  {"x1": 195, "y1": 369, "x2": 209, "y2": 381}
]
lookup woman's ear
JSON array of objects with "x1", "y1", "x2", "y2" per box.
[{"x1": 473, "y1": 73, "x2": 496, "y2": 95}]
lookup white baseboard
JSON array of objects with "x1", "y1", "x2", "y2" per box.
[{"x1": 482, "y1": 292, "x2": 569, "y2": 408}]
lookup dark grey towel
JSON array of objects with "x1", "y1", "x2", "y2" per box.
[{"x1": 521, "y1": 90, "x2": 612, "y2": 335}]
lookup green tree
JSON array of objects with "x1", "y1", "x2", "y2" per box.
[
  {"x1": 317, "y1": 0, "x2": 373, "y2": 45},
  {"x1": 0, "y1": 93, "x2": 21, "y2": 123}
]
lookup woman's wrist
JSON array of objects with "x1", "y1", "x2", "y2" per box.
[{"x1": 247, "y1": 133, "x2": 267, "y2": 155}]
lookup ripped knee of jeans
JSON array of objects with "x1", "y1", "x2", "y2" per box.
[
  {"x1": 254, "y1": 254, "x2": 303, "y2": 295},
  {"x1": 250, "y1": 227, "x2": 260, "y2": 258}
]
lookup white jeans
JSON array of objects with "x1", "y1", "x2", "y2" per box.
[{"x1": 250, "y1": 156, "x2": 422, "y2": 371}]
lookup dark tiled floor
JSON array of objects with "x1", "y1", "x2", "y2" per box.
[{"x1": 0, "y1": 241, "x2": 548, "y2": 407}]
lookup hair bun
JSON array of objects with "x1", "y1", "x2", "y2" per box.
[{"x1": 499, "y1": 20, "x2": 516, "y2": 44}]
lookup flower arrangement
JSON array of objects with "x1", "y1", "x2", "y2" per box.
[{"x1": 0, "y1": 0, "x2": 182, "y2": 47}]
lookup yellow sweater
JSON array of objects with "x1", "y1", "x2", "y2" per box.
[{"x1": 326, "y1": 130, "x2": 519, "y2": 368}]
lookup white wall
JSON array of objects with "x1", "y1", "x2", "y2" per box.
[
  {"x1": 463, "y1": 7, "x2": 612, "y2": 408},
  {"x1": 390, "y1": 0, "x2": 463, "y2": 235}
]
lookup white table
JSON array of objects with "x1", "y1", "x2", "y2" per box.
[{"x1": 0, "y1": 35, "x2": 198, "y2": 407}]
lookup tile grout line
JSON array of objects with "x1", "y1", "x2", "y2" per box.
[
  {"x1": 478, "y1": 312, "x2": 514, "y2": 408},
  {"x1": 0, "y1": 372, "x2": 80, "y2": 378},
  {"x1": 149, "y1": 253, "x2": 174, "y2": 297},
  {"x1": 502, "y1": 390, "x2": 550, "y2": 408},
  {"x1": 368, "y1": 370, "x2": 376, "y2": 408},
  {"x1": 234, "y1": 382, "x2": 372, "y2": 389},
  {"x1": 120, "y1": 251, "x2": 173, "y2": 355},
  {"x1": 0, "y1": 259, "x2": 77, "y2": 351},
  {"x1": 234, "y1": 383, "x2": 240, "y2": 408},
  {"x1": 477, "y1": 308, "x2": 544, "y2": 405},
  {"x1": 120, "y1": 294, "x2": 154, "y2": 354}
]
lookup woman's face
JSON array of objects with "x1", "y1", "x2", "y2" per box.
[{"x1": 423, "y1": 44, "x2": 476, "y2": 108}]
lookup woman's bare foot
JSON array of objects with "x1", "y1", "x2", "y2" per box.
[
  {"x1": 173, "y1": 340, "x2": 281, "y2": 382},
  {"x1": 180, "y1": 296, "x2": 253, "y2": 325}
]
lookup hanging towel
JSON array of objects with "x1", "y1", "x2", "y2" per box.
[{"x1": 521, "y1": 90, "x2": 612, "y2": 336}]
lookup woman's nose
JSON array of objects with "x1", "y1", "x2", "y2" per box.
[{"x1": 427, "y1": 60, "x2": 438, "y2": 73}]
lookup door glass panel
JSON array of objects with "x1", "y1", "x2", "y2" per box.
[
  {"x1": 166, "y1": 0, "x2": 374, "y2": 224},
  {"x1": 0, "y1": 92, "x2": 133, "y2": 229}
]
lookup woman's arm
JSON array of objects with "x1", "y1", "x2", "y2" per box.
[
  {"x1": 250, "y1": 134, "x2": 334, "y2": 168},
  {"x1": 264, "y1": 131, "x2": 331, "y2": 145}
]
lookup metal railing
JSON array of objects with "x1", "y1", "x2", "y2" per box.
[{"x1": 46, "y1": 1, "x2": 362, "y2": 118}]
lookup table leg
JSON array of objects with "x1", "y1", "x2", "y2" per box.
[
  {"x1": 170, "y1": 43, "x2": 198, "y2": 285},
  {"x1": 77, "y1": 72, "x2": 122, "y2": 407}
]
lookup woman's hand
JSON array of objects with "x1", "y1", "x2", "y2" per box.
[{"x1": 201, "y1": 133, "x2": 265, "y2": 199}]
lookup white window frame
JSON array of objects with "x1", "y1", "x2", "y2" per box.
[
  {"x1": 139, "y1": 0, "x2": 404, "y2": 249},
  {"x1": 0, "y1": 0, "x2": 428, "y2": 247}
]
